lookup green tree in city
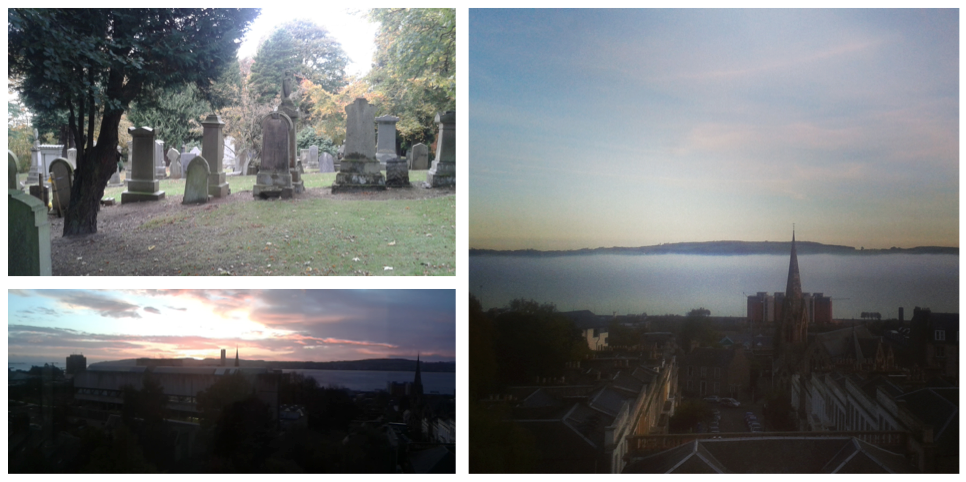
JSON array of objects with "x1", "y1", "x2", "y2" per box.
[{"x1": 8, "y1": 8, "x2": 259, "y2": 235}]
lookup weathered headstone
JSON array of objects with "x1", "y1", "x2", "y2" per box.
[
  {"x1": 9, "y1": 151, "x2": 19, "y2": 189},
  {"x1": 410, "y1": 143, "x2": 429, "y2": 170},
  {"x1": 375, "y1": 115, "x2": 400, "y2": 169},
  {"x1": 319, "y1": 152, "x2": 334, "y2": 173},
  {"x1": 121, "y1": 126, "x2": 165, "y2": 203},
  {"x1": 386, "y1": 158, "x2": 409, "y2": 187},
  {"x1": 66, "y1": 148, "x2": 77, "y2": 170},
  {"x1": 332, "y1": 98, "x2": 386, "y2": 193},
  {"x1": 48, "y1": 158, "x2": 73, "y2": 214},
  {"x1": 253, "y1": 111, "x2": 294, "y2": 199},
  {"x1": 308, "y1": 145, "x2": 319, "y2": 169},
  {"x1": 182, "y1": 156, "x2": 211, "y2": 204},
  {"x1": 9, "y1": 189, "x2": 52, "y2": 276},
  {"x1": 237, "y1": 149, "x2": 250, "y2": 175},
  {"x1": 26, "y1": 132, "x2": 42, "y2": 185},
  {"x1": 167, "y1": 148, "x2": 182, "y2": 179},
  {"x1": 153, "y1": 140, "x2": 167, "y2": 179},
  {"x1": 425, "y1": 111, "x2": 456, "y2": 188},
  {"x1": 127, "y1": 141, "x2": 133, "y2": 163},
  {"x1": 201, "y1": 114, "x2": 230, "y2": 198}
]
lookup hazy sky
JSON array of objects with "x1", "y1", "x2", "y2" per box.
[
  {"x1": 469, "y1": 9, "x2": 959, "y2": 250},
  {"x1": 237, "y1": 7, "x2": 378, "y2": 77},
  {"x1": 8, "y1": 290, "x2": 455, "y2": 367}
]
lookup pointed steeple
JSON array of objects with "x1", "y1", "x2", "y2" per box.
[
  {"x1": 413, "y1": 353, "x2": 423, "y2": 396},
  {"x1": 235, "y1": 346, "x2": 239, "y2": 367},
  {"x1": 785, "y1": 229, "x2": 803, "y2": 300}
]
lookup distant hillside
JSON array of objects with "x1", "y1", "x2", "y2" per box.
[
  {"x1": 470, "y1": 241, "x2": 958, "y2": 257},
  {"x1": 90, "y1": 357, "x2": 455, "y2": 372}
]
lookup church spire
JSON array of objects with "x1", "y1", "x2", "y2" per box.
[
  {"x1": 785, "y1": 228, "x2": 803, "y2": 300},
  {"x1": 413, "y1": 353, "x2": 423, "y2": 396},
  {"x1": 235, "y1": 346, "x2": 239, "y2": 367}
]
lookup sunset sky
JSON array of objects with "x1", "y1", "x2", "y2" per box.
[
  {"x1": 8, "y1": 290, "x2": 455, "y2": 367},
  {"x1": 469, "y1": 9, "x2": 959, "y2": 250}
]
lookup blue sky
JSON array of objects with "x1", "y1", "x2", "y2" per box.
[
  {"x1": 8, "y1": 290, "x2": 455, "y2": 367},
  {"x1": 469, "y1": 9, "x2": 958, "y2": 250}
]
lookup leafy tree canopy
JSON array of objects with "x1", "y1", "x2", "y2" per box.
[
  {"x1": 248, "y1": 27, "x2": 299, "y2": 104},
  {"x1": 8, "y1": 8, "x2": 259, "y2": 235},
  {"x1": 280, "y1": 19, "x2": 349, "y2": 94},
  {"x1": 128, "y1": 83, "x2": 210, "y2": 150}
]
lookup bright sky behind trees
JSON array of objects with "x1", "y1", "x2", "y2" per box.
[
  {"x1": 469, "y1": 9, "x2": 958, "y2": 250},
  {"x1": 8, "y1": 290, "x2": 455, "y2": 367}
]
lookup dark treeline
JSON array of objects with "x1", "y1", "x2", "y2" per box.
[{"x1": 470, "y1": 241, "x2": 958, "y2": 257}]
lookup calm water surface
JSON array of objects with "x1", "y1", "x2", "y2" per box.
[
  {"x1": 285, "y1": 369, "x2": 455, "y2": 394},
  {"x1": 470, "y1": 254, "x2": 958, "y2": 318}
]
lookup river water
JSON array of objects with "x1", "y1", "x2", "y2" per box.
[
  {"x1": 469, "y1": 253, "x2": 958, "y2": 318},
  {"x1": 284, "y1": 369, "x2": 456, "y2": 394}
]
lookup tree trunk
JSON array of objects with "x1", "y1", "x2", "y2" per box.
[{"x1": 62, "y1": 109, "x2": 124, "y2": 236}]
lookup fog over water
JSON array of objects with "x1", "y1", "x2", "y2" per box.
[{"x1": 470, "y1": 254, "x2": 958, "y2": 318}]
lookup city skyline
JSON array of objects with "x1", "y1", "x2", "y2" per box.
[
  {"x1": 8, "y1": 289, "x2": 456, "y2": 367},
  {"x1": 469, "y1": 9, "x2": 959, "y2": 251}
]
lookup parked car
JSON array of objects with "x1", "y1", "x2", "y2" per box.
[
  {"x1": 720, "y1": 398, "x2": 740, "y2": 407},
  {"x1": 749, "y1": 422, "x2": 762, "y2": 432}
]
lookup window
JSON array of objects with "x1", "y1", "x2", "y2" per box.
[
  {"x1": 935, "y1": 330, "x2": 945, "y2": 341},
  {"x1": 714, "y1": 367, "x2": 721, "y2": 379},
  {"x1": 713, "y1": 382, "x2": 719, "y2": 394},
  {"x1": 699, "y1": 381, "x2": 707, "y2": 395},
  {"x1": 687, "y1": 366, "x2": 694, "y2": 377},
  {"x1": 935, "y1": 345, "x2": 945, "y2": 358},
  {"x1": 700, "y1": 366, "x2": 707, "y2": 378}
]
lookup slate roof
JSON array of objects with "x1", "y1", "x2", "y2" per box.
[
  {"x1": 895, "y1": 387, "x2": 958, "y2": 451},
  {"x1": 625, "y1": 437, "x2": 916, "y2": 473}
]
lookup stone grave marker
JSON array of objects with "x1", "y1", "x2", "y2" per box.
[
  {"x1": 48, "y1": 158, "x2": 73, "y2": 215},
  {"x1": 182, "y1": 156, "x2": 211, "y2": 204},
  {"x1": 167, "y1": 148, "x2": 182, "y2": 179},
  {"x1": 66, "y1": 148, "x2": 77, "y2": 169},
  {"x1": 121, "y1": 126, "x2": 165, "y2": 203},
  {"x1": 154, "y1": 139, "x2": 167, "y2": 179},
  {"x1": 375, "y1": 115, "x2": 400, "y2": 169},
  {"x1": 332, "y1": 98, "x2": 385, "y2": 193},
  {"x1": 8, "y1": 189, "x2": 52, "y2": 275},
  {"x1": 253, "y1": 111, "x2": 294, "y2": 199},
  {"x1": 410, "y1": 143, "x2": 429, "y2": 170},
  {"x1": 201, "y1": 114, "x2": 230, "y2": 198},
  {"x1": 9, "y1": 151, "x2": 19, "y2": 189},
  {"x1": 426, "y1": 111, "x2": 456, "y2": 188},
  {"x1": 309, "y1": 145, "x2": 319, "y2": 169},
  {"x1": 319, "y1": 152, "x2": 334, "y2": 173}
]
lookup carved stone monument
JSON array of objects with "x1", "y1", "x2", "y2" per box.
[
  {"x1": 319, "y1": 152, "x2": 334, "y2": 173},
  {"x1": 154, "y1": 139, "x2": 167, "y2": 179},
  {"x1": 332, "y1": 98, "x2": 386, "y2": 193},
  {"x1": 410, "y1": 143, "x2": 429, "y2": 170},
  {"x1": 167, "y1": 148, "x2": 182, "y2": 179},
  {"x1": 277, "y1": 71, "x2": 302, "y2": 194},
  {"x1": 201, "y1": 114, "x2": 230, "y2": 197},
  {"x1": 48, "y1": 158, "x2": 73, "y2": 214},
  {"x1": 375, "y1": 115, "x2": 400, "y2": 169},
  {"x1": 425, "y1": 111, "x2": 456, "y2": 188},
  {"x1": 8, "y1": 189, "x2": 52, "y2": 275},
  {"x1": 183, "y1": 156, "x2": 211, "y2": 204},
  {"x1": 9, "y1": 151, "x2": 19, "y2": 189},
  {"x1": 253, "y1": 111, "x2": 294, "y2": 199},
  {"x1": 121, "y1": 126, "x2": 165, "y2": 203},
  {"x1": 66, "y1": 148, "x2": 77, "y2": 170}
]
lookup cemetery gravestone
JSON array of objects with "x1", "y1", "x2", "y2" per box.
[
  {"x1": 66, "y1": 148, "x2": 77, "y2": 169},
  {"x1": 182, "y1": 156, "x2": 211, "y2": 204},
  {"x1": 332, "y1": 98, "x2": 386, "y2": 193},
  {"x1": 425, "y1": 111, "x2": 456, "y2": 188},
  {"x1": 410, "y1": 143, "x2": 429, "y2": 170},
  {"x1": 168, "y1": 148, "x2": 182, "y2": 179},
  {"x1": 48, "y1": 158, "x2": 73, "y2": 214},
  {"x1": 309, "y1": 145, "x2": 319, "y2": 169},
  {"x1": 154, "y1": 140, "x2": 167, "y2": 179},
  {"x1": 201, "y1": 114, "x2": 230, "y2": 198},
  {"x1": 224, "y1": 136, "x2": 235, "y2": 172},
  {"x1": 319, "y1": 152, "x2": 334, "y2": 173},
  {"x1": 8, "y1": 189, "x2": 52, "y2": 275},
  {"x1": 9, "y1": 151, "x2": 19, "y2": 189},
  {"x1": 375, "y1": 115, "x2": 400, "y2": 169},
  {"x1": 121, "y1": 126, "x2": 165, "y2": 203},
  {"x1": 253, "y1": 111, "x2": 294, "y2": 199}
]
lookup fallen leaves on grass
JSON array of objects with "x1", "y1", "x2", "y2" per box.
[{"x1": 388, "y1": 240, "x2": 396, "y2": 246}]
